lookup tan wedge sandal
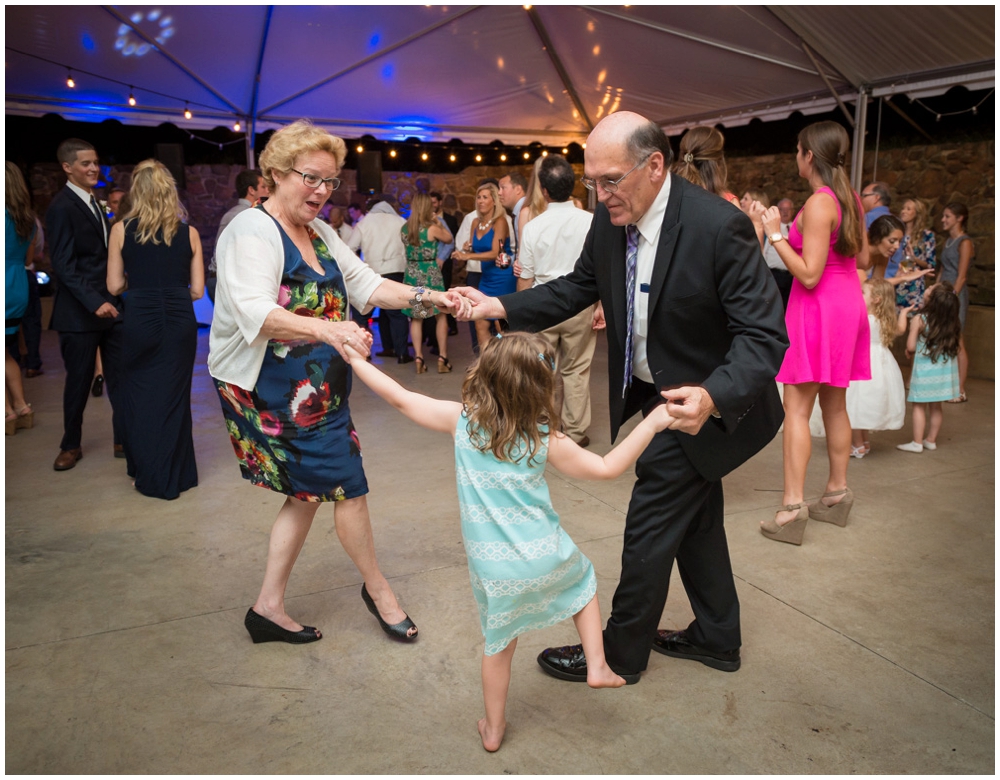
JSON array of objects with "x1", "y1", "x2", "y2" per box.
[
  {"x1": 808, "y1": 487, "x2": 853, "y2": 527},
  {"x1": 760, "y1": 503, "x2": 808, "y2": 545}
]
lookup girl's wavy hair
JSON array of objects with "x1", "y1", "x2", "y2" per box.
[
  {"x1": 5, "y1": 161, "x2": 36, "y2": 240},
  {"x1": 798, "y1": 121, "x2": 864, "y2": 258},
  {"x1": 123, "y1": 159, "x2": 187, "y2": 245},
  {"x1": 461, "y1": 332, "x2": 559, "y2": 466},
  {"x1": 920, "y1": 281, "x2": 962, "y2": 364},
  {"x1": 902, "y1": 198, "x2": 930, "y2": 253},
  {"x1": 863, "y1": 278, "x2": 897, "y2": 349}
]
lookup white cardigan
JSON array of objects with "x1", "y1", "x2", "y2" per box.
[{"x1": 208, "y1": 208, "x2": 382, "y2": 390}]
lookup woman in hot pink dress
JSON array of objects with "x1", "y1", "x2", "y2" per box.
[{"x1": 758, "y1": 121, "x2": 871, "y2": 545}]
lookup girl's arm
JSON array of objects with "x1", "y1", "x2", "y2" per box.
[
  {"x1": 344, "y1": 344, "x2": 462, "y2": 435},
  {"x1": 885, "y1": 267, "x2": 934, "y2": 287},
  {"x1": 189, "y1": 226, "x2": 205, "y2": 300},
  {"x1": 547, "y1": 403, "x2": 674, "y2": 480},
  {"x1": 905, "y1": 313, "x2": 923, "y2": 357},
  {"x1": 427, "y1": 220, "x2": 451, "y2": 243},
  {"x1": 954, "y1": 238, "x2": 973, "y2": 295},
  {"x1": 106, "y1": 221, "x2": 127, "y2": 295},
  {"x1": 896, "y1": 304, "x2": 916, "y2": 336},
  {"x1": 760, "y1": 192, "x2": 839, "y2": 288}
]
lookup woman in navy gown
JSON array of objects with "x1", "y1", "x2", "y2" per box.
[
  {"x1": 452, "y1": 183, "x2": 514, "y2": 348},
  {"x1": 106, "y1": 159, "x2": 204, "y2": 499}
]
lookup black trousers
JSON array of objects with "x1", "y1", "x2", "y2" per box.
[
  {"x1": 603, "y1": 380, "x2": 741, "y2": 674},
  {"x1": 58, "y1": 325, "x2": 124, "y2": 451},
  {"x1": 377, "y1": 271, "x2": 411, "y2": 356},
  {"x1": 17, "y1": 269, "x2": 43, "y2": 370}
]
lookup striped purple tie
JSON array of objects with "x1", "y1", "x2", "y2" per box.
[{"x1": 623, "y1": 224, "x2": 639, "y2": 398}]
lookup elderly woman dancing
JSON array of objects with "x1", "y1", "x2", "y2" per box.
[{"x1": 209, "y1": 120, "x2": 468, "y2": 645}]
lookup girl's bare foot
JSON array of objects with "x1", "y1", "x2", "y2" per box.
[
  {"x1": 477, "y1": 717, "x2": 506, "y2": 752},
  {"x1": 587, "y1": 662, "x2": 627, "y2": 689}
]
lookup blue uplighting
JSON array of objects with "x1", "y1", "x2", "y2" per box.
[
  {"x1": 369, "y1": 32, "x2": 381, "y2": 49},
  {"x1": 382, "y1": 63, "x2": 394, "y2": 80},
  {"x1": 81, "y1": 33, "x2": 96, "y2": 51}
]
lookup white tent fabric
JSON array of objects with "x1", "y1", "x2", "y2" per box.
[{"x1": 5, "y1": 5, "x2": 994, "y2": 145}]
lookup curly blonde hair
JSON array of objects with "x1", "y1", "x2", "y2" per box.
[
  {"x1": 124, "y1": 159, "x2": 187, "y2": 245},
  {"x1": 863, "y1": 278, "x2": 897, "y2": 349},
  {"x1": 461, "y1": 332, "x2": 560, "y2": 466},
  {"x1": 258, "y1": 119, "x2": 347, "y2": 192}
]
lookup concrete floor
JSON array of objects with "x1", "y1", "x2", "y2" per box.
[{"x1": 5, "y1": 326, "x2": 995, "y2": 773}]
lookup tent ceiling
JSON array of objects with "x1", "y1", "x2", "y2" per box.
[{"x1": 5, "y1": 5, "x2": 995, "y2": 145}]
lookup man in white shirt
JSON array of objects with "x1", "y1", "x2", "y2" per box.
[
  {"x1": 763, "y1": 197, "x2": 794, "y2": 308},
  {"x1": 208, "y1": 169, "x2": 267, "y2": 302},
  {"x1": 348, "y1": 199, "x2": 411, "y2": 362},
  {"x1": 327, "y1": 205, "x2": 354, "y2": 244},
  {"x1": 498, "y1": 171, "x2": 528, "y2": 256},
  {"x1": 517, "y1": 155, "x2": 597, "y2": 446}
]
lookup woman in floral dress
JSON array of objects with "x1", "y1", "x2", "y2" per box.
[
  {"x1": 401, "y1": 192, "x2": 453, "y2": 373},
  {"x1": 209, "y1": 120, "x2": 468, "y2": 645}
]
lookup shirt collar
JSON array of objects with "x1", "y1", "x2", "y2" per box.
[
  {"x1": 66, "y1": 180, "x2": 95, "y2": 205},
  {"x1": 546, "y1": 200, "x2": 576, "y2": 211},
  {"x1": 514, "y1": 196, "x2": 526, "y2": 215},
  {"x1": 634, "y1": 172, "x2": 671, "y2": 244}
]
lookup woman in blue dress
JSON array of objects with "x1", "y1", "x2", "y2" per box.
[
  {"x1": 453, "y1": 183, "x2": 514, "y2": 349},
  {"x1": 208, "y1": 120, "x2": 469, "y2": 646},
  {"x1": 4, "y1": 162, "x2": 36, "y2": 435}
]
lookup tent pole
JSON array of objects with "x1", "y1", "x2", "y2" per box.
[
  {"x1": 850, "y1": 87, "x2": 868, "y2": 191},
  {"x1": 802, "y1": 44, "x2": 854, "y2": 128},
  {"x1": 245, "y1": 130, "x2": 254, "y2": 169}
]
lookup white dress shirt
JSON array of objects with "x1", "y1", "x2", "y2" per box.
[
  {"x1": 347, "y1": 203, "x2": 406, "y2": 276},
  {"x1": 518, "y1": 201, "x2": 593, "y2": 286},
  {"x1": 762, "y1": 221, "x2": 791, "y2": 270},
  {"x1": 630, "y1": 172, "x2": 672, "y2": 384}
]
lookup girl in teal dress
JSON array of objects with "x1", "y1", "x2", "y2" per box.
[{"x1": 344, "y1": 332, "x2": 674, "y2": 752}]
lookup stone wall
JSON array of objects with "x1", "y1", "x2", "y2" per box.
[{"x1": 727, "y1": 139, "x2": 995, "y2": 305}]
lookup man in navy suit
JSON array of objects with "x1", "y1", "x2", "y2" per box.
[
  {"x1": 46, "y1": 138, "x2": 125, "y2": 471},
  {"x1": 458, "y1": 112, "x2": 787, "y2": 683}
]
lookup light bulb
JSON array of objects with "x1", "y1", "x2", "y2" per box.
[
  {"x1": 389, "y1": 149, "x2": 397, "y2": 158},
  {"x1": 66, "y1": 71, "x2": 75, "y2": 88},
  {"x1": 184, "y1": 106, "x2": 192, "y2": 120},
  {"x1": 449, "y1": 154, "x2": 456, "y2": 162},
  {"x1": 233, "y1": 121, "x2": 241, "y2": 132},
  {"x1": 421, "y1": 152, "x2": 428, "y2": 161},
  {"x1": 500, "y1": 154, "x2": 507, "y2": 162},
  {"x1": 562, "y1": 147, "x2": 569, "y2": 154},
  {"x1": 128, "y1": 89, "x2": 136, "y2": 107},
  {"x1": 475, "y1": 154, "x2": 482, "y2": 163},
  {"x1": 356, "y1": 145, "x2": 364, "y2": 153}
]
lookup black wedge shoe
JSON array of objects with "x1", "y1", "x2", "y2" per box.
[
  {"x1": 360, "y1": 584, "x2": 418, "y2": 641},
  {"x1": 244, "y1": 608, "x2": 322, "y2": 644}
]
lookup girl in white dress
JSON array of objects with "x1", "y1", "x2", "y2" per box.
[{"x1": 847, "y1": 278, "x2": 908, "y2": 457}]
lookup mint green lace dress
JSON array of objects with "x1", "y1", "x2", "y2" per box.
[{"x1": 454, "y1": 411, "x2": 596, "y2": 655}]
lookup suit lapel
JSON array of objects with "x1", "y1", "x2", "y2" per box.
[
  {"x1": 67, "y1": 187, "x2": 107, "y2": 242},
  {"x1": 647, "y1": 178, "x2": 684, "y2": 314}
]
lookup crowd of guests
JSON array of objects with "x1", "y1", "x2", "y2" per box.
[{"x1": 4, "y1": 112, "x2": 980, "y2": 752}]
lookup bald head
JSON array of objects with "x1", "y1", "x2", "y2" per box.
[
  {"x1": 584, "y1": 112, "x2": 672, "y2": 226},
  {"x1": 777, "y1": 198, "x2": 794, "y2": 224}
]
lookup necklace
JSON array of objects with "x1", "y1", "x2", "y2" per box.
[
  {"x1": 476, "y1": 217, "x2": 493, "y2": 232},
  {"x1": 945, "y1": 234, "x2": 964, "y2": 248}
]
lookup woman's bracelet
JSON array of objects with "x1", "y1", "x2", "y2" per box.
[{"x1": 408, "y1": 286, "x2": 435, "y2": 319}]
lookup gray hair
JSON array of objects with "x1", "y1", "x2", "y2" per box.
[{"x1": 626, "y1": 121, "x2": 674, "y2": 168}]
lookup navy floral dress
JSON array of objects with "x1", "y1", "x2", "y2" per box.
[{"x1": 214, "y1": 209, "x2": 367, "y2": 502}]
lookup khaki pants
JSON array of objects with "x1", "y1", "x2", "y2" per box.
[{"x1": 539, "y1": 306, "x2": 597, "y2": 441}]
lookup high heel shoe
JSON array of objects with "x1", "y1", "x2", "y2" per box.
[
  {"x1": 15, "y1": 404, "x2": 34, "y2": 430},
  {"x1": 244, "y1": 607, "x2": 322, "y2": 644},
  {"x1": 437, "y1": 357, "x2": 452, "y2": 374},
  {"x1": 414, "y1": 356, "x2": 427, "y2": 374},
  {"x1": 808, "y1": 487, "x2": 853, "y2": 527},
  {"x1": 5, "y1": 413, "x2": 17, "y2": 436},
  {"x1": 760, "y1": 503, "x2": 808, "y2": 545},
  {"x1": 361, "y1": 584, "x2": 418, "y2": 641}
]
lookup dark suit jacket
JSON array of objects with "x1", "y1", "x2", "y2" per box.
[
  {"x1": 46, "y1": 185, "x2": 121, "y2": 332},
  {"x1": 500, "y1": 175, "x2": 788, "y2": 482}
]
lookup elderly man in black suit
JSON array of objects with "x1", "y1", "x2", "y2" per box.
[
  {"x1": 457, "y1": 111, "x2": 787, "y2": 684},
  {"x1": 46, "y1": 138, "x2": 125, "y2": 471}
]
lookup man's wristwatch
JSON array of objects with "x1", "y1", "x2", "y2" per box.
[{"x1": 767, "y1": 232, "x2": 786, "y2": 246}]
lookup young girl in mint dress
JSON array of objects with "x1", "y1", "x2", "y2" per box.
[{"x1": 344, "y1": 332, "x2": 674, "y2": 753}]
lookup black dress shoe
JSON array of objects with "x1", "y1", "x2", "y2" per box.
[
  {"x1": 397, "y1": 354, "x2": 414, "y2": 365},
  {"x1": 376, "y1": 349, "x2": 396, "y2": 358},
  {"x1": 651, "y1": 629, "x2": 740, "y2": 672},
  {"x1": 536, "y1": 644, "x2": 641, "y2": 685}
]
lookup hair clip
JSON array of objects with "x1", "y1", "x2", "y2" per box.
[
  {"x1": 683, "y1": 153, "x2": 695, "y2": 164},
  {"x1": 538, "y1": 353, "x2": 555, "y2": 370},
  {"x1": 495, "y1": 332, "x2": 503, "y2": 339}
]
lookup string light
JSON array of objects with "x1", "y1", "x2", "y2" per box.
[
  {"x1": 356, "y1": 145, "x2": 364, "y2": 153},
  {"x1": 500, "y1": 154, "x2": 507, "y2": 162},
  {"x1": 541, "y1": 150, "x2": 548, "y2": 156},
  {"x1": 66, "y1": 70, "x2": 75, "y2": 88},
  {"x1": 389, "y1": 149, "x2": 397, "y2": 158},
  {"x1": 523, "y1": 152, "x2": 530, "y2": 159},
  {"x1": 233, "y1": 120, "x2": 241, "y2": 132},
  {"x1": 909, "y1": 88, "x2": 993, "y2": 121},
  {"x1": 562, "y1": 147, "x2": 569, "y2": 154},
  {"x1": 449, "y1": 154, "x2": 456, "y2": 162},
  {"x1": 475, "y1": 154, "x2": 482, "y2": 163},
  {"x1": 183, "y1": 104, "x2": 192, "y2": 120},
  {"x1": 128, "y1": 88, "x2": 136, "y2": 106},
  {"x1": 421, "y1": 152, "x2": 428, "y2": 161}
]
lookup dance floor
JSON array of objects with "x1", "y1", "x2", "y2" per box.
[{"x1": 5, "y1": 327, "x2": 994, "y2": 773}]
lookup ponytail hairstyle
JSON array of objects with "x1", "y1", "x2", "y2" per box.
[
  {"x1": 944, "y1": 201, "x2": 969, "y2": 231},
  {"x1": 404, "y1": 191, "x2": 434, "y2": 247},
  {"x1": 863, "y1": 278, "x2": 897, "y2": 349},
  {"x1": 920, "y1": 281, "x2": 962, "y2": 363},
  {"x1": 4, "y1": 161, "x2": 36, "y2": 240},
  {"x1": 673, "y1": 126, "x2": 730, "y2": 198},
  {"x1": 797, "y1": 121, "x2": 864, "y2": 257},
  {"x1": 461, "y1": 332, "x2": 560, "y2": 467},
  {"x1": 124, "y1": 159, "x2": 186, "y2": 245}
]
